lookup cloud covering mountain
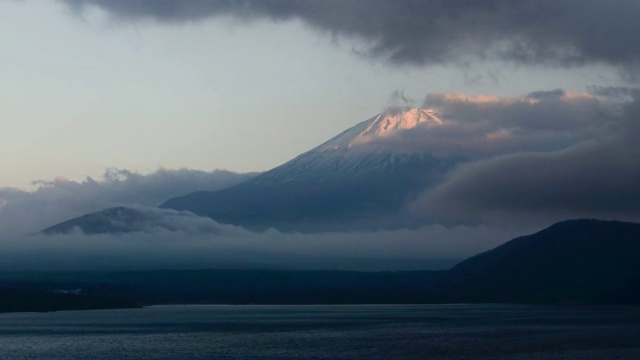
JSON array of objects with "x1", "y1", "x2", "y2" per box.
[
  {"x1": 1, "y1": 208, "x2": 519, "y2": 271},
  {"x1": 0, "y1": 168, "x2": 256, "y2": 237}
]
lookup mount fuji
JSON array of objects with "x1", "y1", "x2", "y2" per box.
[{"x1": 44, "y1": 108, "x2": 461, "y2": 234}]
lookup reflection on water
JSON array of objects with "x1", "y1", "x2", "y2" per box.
[{"x1": 0, "y1": 304, "x2": 639, "y2": 359}]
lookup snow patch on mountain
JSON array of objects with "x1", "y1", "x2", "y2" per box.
[{"x1": 358, "y1": 108, "x2": 442, "y2": 139}]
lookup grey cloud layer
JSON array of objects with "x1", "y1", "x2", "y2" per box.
[
  {"x1": 1, "y1": 207, "x2": 519, "y2": 271},
  {"x1": 409, "y1": 91, "x2": 640, "y2": 227},
  {"x1": 0, "y1": 168, "x2": 255, "y2": 236},
  {"x1": 61, "y1": 0, "x2": 640, "y2": 69}
]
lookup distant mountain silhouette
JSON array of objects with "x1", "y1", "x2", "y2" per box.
[
  {"x1": 42, "y1": 207, "x2": 205, "y2": 235},
  {"x1": 43, "y1": 207, "x2": 148, "y2": 235}
]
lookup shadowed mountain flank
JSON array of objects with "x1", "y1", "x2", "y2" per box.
[{"x1": 159, "y1": 109, "x2": 457, "y2": 231}]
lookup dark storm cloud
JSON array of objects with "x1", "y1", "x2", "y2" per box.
[
  {"x1": 409, "y1": 92, "x2": 640, "y2": 227},
  {"x1": 0, "y1": 168, "x2": 256, "y2": 236},
  {"x1": 60, "y1": 0, "x2": 640, "y2": 69},
  {"x1": 526, "y1": 89, "x2": 566, "y2": 100},
  {"x1": 587, "y1": 85, "x2": 640, "y2": 102}
]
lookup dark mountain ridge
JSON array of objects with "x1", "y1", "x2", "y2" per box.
[{"x1": 445, "y1": 219, "x2": 640, "y2": 303}]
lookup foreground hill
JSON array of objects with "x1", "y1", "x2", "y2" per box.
[{"x1": 445, "y1": 219, "x2": 640, "y2": 303}]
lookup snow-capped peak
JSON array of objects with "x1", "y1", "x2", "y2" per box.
[
  {"x1": 357, "y1": 108, "x2": 441, "y2": 139},
  {"x1": 319, "y1": 108, "x2": 442, "y2": 151}
]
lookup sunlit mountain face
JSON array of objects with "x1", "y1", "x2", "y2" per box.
[
  {"x1": 159, "y1": 108, "x2": 461, "y2": 232},
  {"x1": 45, "y1": 108, "x2": 463, "y2": 234}
]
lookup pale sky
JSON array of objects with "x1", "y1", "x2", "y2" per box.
[{"x1": 0, "y1": 0, "x2": 629, "y2": 189}]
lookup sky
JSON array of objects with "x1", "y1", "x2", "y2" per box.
[
  {"x1": 1, "y1": 0, "x2": 639, "y2": 270},
  {"x1": 1, "y1": 0, "x2": 630, "y2": 189}
]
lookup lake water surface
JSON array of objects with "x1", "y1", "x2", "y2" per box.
[{"x1": 0, "y1": 304, "x2": 639, "y2": 359}]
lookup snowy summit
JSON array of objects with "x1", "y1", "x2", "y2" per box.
[{"x1": 320, "y1": 108, "x2": 442, "y2": 150}]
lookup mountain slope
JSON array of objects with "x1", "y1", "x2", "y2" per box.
[
  {"x1": 444, "y1": 219, "x2": 640, "y2": 303},
  {"x1": 42, "y1": 108, "x2": 459, "y2": 234},
  {"x1": 159, "y1": 108, "x2": 457, "y2": 231}
]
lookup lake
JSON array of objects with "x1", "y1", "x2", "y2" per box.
[{"x1": 0, "y1": 304, "x2": 639, "y2": 359}]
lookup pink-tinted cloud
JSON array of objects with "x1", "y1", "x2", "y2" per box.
[{"x1": 355, "y1": 90, "x2": 611, "y2": 158}]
